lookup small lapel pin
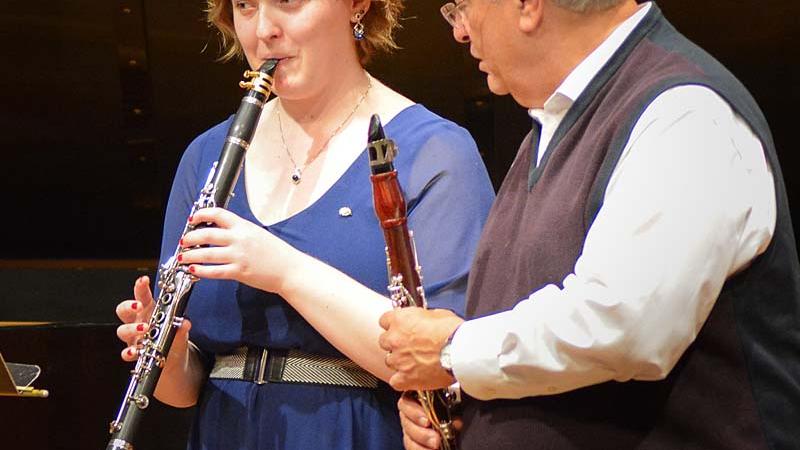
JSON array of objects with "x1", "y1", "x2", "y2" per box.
[{"x1": 338, "y1": 207, "x2": 353, "y2": 217}]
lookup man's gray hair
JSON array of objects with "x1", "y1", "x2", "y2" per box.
[{"x1": 551, "y1": 0, "x2": 627, "y2": 13}]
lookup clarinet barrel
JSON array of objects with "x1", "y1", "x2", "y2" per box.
[{"x1": 105, "y1": 59, "x2": 278, "y2": 450}]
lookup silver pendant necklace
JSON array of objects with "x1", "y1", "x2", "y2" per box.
[{"x1": 277, "y1": 75, "x2": 373, "y2": 185}]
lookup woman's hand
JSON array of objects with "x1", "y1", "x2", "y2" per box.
[
  {"x1": 179, "y1": 207, "x2": 298, "y2": 294},
  {"x1": 115, "y1": 275, "x2": 201, "y2": 407},
  {"x1": 180, "y1": 207, "x2": 396, "y2": 382},
  {"x1": 114, "y1": 275, "x2": 191, "y2": 370},
  {"x1": 116, "y1": 275, "x2": 155, "y2": 361}
]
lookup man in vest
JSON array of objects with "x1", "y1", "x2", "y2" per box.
[{"x1": 379, "y1": 1, "x2": 800, "y2": 449}]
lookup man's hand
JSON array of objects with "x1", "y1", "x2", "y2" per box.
[
  {"x1": 398, "y1": 393, "x2": 463, "y2": 450},
  {"x1": 378, "y1": 307, "x2": 463, "y2": 391}
]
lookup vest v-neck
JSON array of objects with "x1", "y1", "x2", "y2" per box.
[{"x1": 528, "y1": 6, "x2": 660, "y2": 189}]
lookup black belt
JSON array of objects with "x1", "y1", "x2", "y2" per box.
[{"x1": 209, "y1": 346, "x2": 379, "y2": 389}]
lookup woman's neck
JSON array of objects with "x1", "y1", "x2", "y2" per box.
[{"x1": 278, "y1": 64, "x2": 371, "y2": 138}]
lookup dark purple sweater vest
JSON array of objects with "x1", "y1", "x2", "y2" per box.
[{"x1": 460, "y1": 4, "x2": 800, "y2": 449}]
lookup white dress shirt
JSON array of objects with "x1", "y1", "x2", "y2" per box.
[{"x1": 451, "y1": 2, "x2": 777, "y2": 400}]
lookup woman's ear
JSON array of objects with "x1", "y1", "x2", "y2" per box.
[
  {"x1": 351, "y1": 0, "x2": 372, "y2": 19},
  {"x1": 519, "y1": 0, "x2": 543, "y2": 33}
]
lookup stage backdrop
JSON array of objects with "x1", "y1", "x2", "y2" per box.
[{"x1": 0, "y1": 1, "x2": 797, "y2": 449}]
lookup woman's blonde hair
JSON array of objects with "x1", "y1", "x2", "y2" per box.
[{"x1": 206, "y1": 0, "x2": 403, "y2": 65}]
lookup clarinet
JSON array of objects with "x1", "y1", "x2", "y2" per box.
[
  {"x1": 106, "y1": 59, "x2": 278, "y2": 450},
  {"x1": 367, "y1": 114, "x2": 460, "y2": 450}
]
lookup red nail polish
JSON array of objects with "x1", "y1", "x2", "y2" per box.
[
  {"x1": 131, "y1": 302, "x2": 138, "y2": 310},
  {"x1": 179, "y1": 238, "x2": 184, "y2": 246},
  {"x1": 177, "y1": 254, "x2": 183, "y2": 262},
  {"x1": 127, "y1": 348, "x2": 134, "y2": 356},
  {"x1": 189, "y1": 265, "x2": 196, "y2": 273},
  {"x1": 188, "y1": 215, "x2": 193, "y2": 222},
  {"x1": 136, "y1": 324, "x2": 144, "y2": 332}
]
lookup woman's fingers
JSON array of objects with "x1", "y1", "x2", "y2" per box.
[
  {"x1": 179, "y1": 246, "x2": 232, "y2": 265},
  {"x1": 115, "y1": 278, "x2": 195, "y2": 364},
  {"x1": 117, "y1": 321, "x2": 147, "y2": 362},
  {"x1": 120, "y1": 345, "x2": 139, "y2": 362},
  {"x1": 185, "y1": 262, "x2": 240, "y2": 280},
  {"x1": 133, "y1": 276, "x2": 153, "y2": 308},
  {"x1": 117, "y1": 276, "x2": 154, "y2": 324},
  {"x1": 116, "y1": 316, "x2": 192, "y2": 364},
  {"x1": 116, "y1": 277, "x2": 151, "y2": 362},
  {"x1": 188, "y1": 207, "x2": 237, "y2": 229},
  {"x1": 116, "y1": 322, "x2": 148, "y2": 346},
  {"x1": 178, "y1": 245, "x2": 238, "y2": 280},
  {"x1": 116, "y1": 300, "x2": 141, "y2": 324},
  {"x1": 181, "y1": 226, "x2": 233, "y2": 249}
]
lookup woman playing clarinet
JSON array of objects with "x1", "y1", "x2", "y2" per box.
[{"x1": 115, "y1": 0, "x2": 494, "y2": 448}]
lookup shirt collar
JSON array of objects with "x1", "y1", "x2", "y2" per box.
[{"x1": 529, "y1": 2, "x2": 652, "y2": 121}]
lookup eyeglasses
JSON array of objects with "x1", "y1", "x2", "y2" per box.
[{"x1": 440, "y1": 1, "x2": 469, "y2": 30}]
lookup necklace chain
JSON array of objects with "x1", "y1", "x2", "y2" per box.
[{"x1": 277, "y1": 75, "x2": 373, "y2": 184}]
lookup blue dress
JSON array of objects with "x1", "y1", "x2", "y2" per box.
[{"x1": 158, "y1": 104, "x2": 495, "y2": 450}]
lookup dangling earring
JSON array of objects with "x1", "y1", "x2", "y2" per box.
[{"x1": 353, "y1": 11, "x2": 366, "y2": 41}]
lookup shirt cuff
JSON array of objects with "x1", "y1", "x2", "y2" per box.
[{"x1": 449, "y1": 306, "x2": 525, "y2": 400}]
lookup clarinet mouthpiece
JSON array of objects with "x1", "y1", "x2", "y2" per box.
[
  {"x1": 368, "y1": 114, "x2": 385, "y2": 143},
  {"x1": 367, "y1": 114, "x2": 397, "y2": 174},
  {"x1": 259, "y1": 58, "x2": 279, "y2": 76}
]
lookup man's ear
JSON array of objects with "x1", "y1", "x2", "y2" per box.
[{"x1": 519, "y1": 0, "x2": 543, "y2": 33}]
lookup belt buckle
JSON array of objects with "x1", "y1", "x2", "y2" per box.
[{"x1": 254, "y1": 348, "x2": 269, "y2": 385}]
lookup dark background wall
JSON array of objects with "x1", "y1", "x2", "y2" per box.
[
  {"x1": 1, "y1": 0, "x2": 798, "y2": 260},
  {"x1": 0, "y1": 0, "x2": 797, "y2": 448}
]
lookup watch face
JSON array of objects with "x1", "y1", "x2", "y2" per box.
[{"x1": 440, "y1": 343, "x2": 453, "y2": 371}]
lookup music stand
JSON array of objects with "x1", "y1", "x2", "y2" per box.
[{"x1": 0, "y1": 351, "x2": 48, "y2": 398}]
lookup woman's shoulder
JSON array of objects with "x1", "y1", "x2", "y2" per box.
[
  {"x1": 168, "y1": 116, "x2": 236, "y2": 186},
  {"x1": 386, "y1": 105, "x2": 479, "y2": 162},
  {"x1": 388, "y1": 104, "x2": 491, "y2": 193},
  {"x1": 184, "y1": 116, "x2": 234, "y2": 157},
  {"x1": 369, "y1": 79, "x2": 452, "y2": 127},
  {"x1": 368, "y1": 76, "x2": 472, "y2": 142},
  {"x1": 390, "y1": 104, "x2": 468, "y2": 136}
]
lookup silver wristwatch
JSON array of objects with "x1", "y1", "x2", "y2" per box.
[{"x1": 439, "y1": 333, "x2": 456, "y2": 376}]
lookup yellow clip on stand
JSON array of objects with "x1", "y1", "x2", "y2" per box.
[{"x1": 0, "y1": 352, "x2": 48, "y2": 398}]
